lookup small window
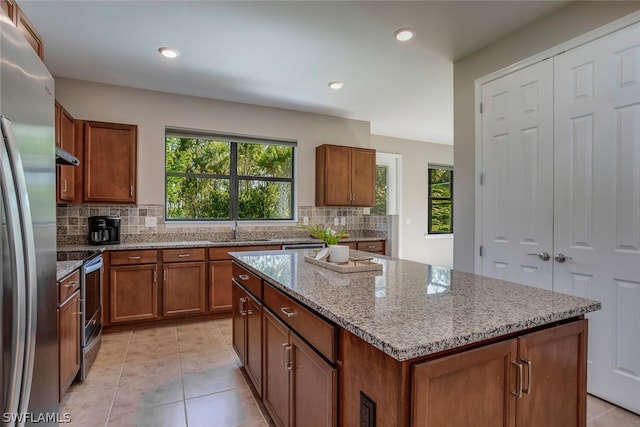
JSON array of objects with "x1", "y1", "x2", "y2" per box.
[
  {"x1": 428, "y1": 165, "x2": 453, "y2": 234},
  {"x1": 370, "y1": 164, "x2": 388, "y2": 215},
  {"x1": 165, "y1": 129, "x2": 295, "y2": 221}
]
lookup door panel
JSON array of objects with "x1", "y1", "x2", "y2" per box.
[
  {"x1": 554, "y1": 21, "x2": 640, "y2": 414},
  {"x1": 481, "y1": 59, "x2": 554, "y2": 290},
  {"x1": 263, "y1": 309, "x2": 291, "y2": 427}
]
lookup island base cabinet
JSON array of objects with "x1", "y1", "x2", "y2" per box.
[
  {"x1": 263, "y1": 309, "x2": 337, "y2": 427},
  {"x1": 232, "y1": 280, "x2": 263, "y2": 396},
  {"x1": 411, "y1": 320, "x2": 587, "y2": 427},
  {"x1": 412, "y1": 339, "x2": 519, "y2": 427}
]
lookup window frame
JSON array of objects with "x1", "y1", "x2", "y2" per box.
[
  {"x1": 427, "y1": 164, "x2": 453, "y2": 235},
  {"x1": 164, "y1": 128, "x2": 296, "y2": 222}
]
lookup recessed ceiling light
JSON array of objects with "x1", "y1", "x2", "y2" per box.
[
  {"x1": 158, "y1": 47, "x2": 180, "y2": 58},
  {"x1": 328, "y1": 81, "x2": 344, "y2": 90},
  {"x1": 394, "y1": 28, "x2": 414, "y2": 42}
]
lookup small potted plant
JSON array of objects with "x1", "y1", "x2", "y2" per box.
[{"x1": 301, "y1": 224, "x2": 350, "y2": 263}]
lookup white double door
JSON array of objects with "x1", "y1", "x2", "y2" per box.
[{"x1": 480, "y1": 22, "x2": 640, "y2": 414}]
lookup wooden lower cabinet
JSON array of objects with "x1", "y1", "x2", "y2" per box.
[
  {"x1": 163, "y1": 261, "x2": 206, "y2": 316},
  {"x1": 411, "y1": 320, "x2": 587, "y2": 427},
  {"x1": 58, "y1": 290, "x2": 80, "y2": 400},
  {"x1": 210, "y1": 260, "x2": 233, "y2": 312},
  {"x1": 263, "y1": 308, "x2": 337, "y2": 427},
  {"x1": 110, "y1": 264, "x2": 158, "y2": 323},
  {"x1": 232, "y1": 280, "x2": 263, "y2": 396}
]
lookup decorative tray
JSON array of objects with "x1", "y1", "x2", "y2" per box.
[{"x1": 303, "y1": 254, "x2": 383, "y2": 273}]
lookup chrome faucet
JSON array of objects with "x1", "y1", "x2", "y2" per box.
[{"x1": 231, "y1": 220, "x2": 238, "y2": 240}]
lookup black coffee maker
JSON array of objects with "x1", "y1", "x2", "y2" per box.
[{"x1": 88, "y1": 216, "x2": 121, "y2": 245}]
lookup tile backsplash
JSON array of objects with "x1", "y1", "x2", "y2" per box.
[{"x1": 57, "y1": 204, "x2": 387, "y2": 245}]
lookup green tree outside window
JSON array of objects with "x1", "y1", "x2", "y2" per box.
[{"x1": 428, "y1": 166, "x2": 453, "y2": 234}]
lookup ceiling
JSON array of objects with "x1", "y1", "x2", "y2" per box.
[{"x1": 20, "y1": 1, "x2": 569, "y2": 145}]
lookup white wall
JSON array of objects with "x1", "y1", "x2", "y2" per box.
[
  {"x1": 55, "y1": 78, "x2": 371, "y2": 207},
  {"x1": 452, "y1": 1, "x2": 640, "y2": 273},
  {"x1": 370, "y1": 135, "x2": 453, "y2": 267}
]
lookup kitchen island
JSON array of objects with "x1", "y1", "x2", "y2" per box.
[{"x1": 230, "y1": 249, "x2": 601, "y2": 427}]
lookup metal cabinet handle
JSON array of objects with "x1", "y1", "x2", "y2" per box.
[
  {"x1": 177, "y1": 253, "x2": 190, "y2": 258},
  {"x1": 163, "y1": 269, "x2": 167, "y2": 283},
  {"x1": 512, "y1": 361, "x2": 523, "y2": 398},
  {"x1": 367, "y1": 245, "x2": 376, "y2": 249},
  {"x1": 238, "y1": 274, "x2": 250, "y2": 281},
  {"x1": 128, "y1": 256, "x2": 141, "y2": 260},
  {"x1": 62, "y1": 179, "x2": 67, "y2": 192},
  {"x1": 64, "y1": 280, "x2": 78, "y2": 288},
  {"x1": 527, "y1": 252, "x2": 550, "y2": 261},
  {"x1": 522, "y1": 358, "x2": 532, "y2": 394},
  {"x1": 239, "y1": 297, "x2": 247, "y2": 316},
  {"x1": 153, "y1": 269, "x2": 157, "y2": 283},
  {"x1": 280, "y1": 307, "x2": 296, "y2": 318},
  {"x1": 554, "y1": 253, "x2": 573, "y2": 263},
  {"x1": 281, "y1": 343, "x2": 293, "y2": 371}
]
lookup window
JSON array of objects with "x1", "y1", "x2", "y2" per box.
[
  {"x1": 428, "y1": 165, "x2": 453, "y2": 234},
  {"x1": 165, "y1": 129, "x2": 295, "y2": 221},
  {"x1": 371, "y1": 164, "x2": 388, "y2": 215},
  {"x1": 372, "y1": 152, "x2": 400, "y2": 216}
]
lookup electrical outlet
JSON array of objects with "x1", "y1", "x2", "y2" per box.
[
  {"x1": 145, "y1": 216, "x2": 157, "y2": 228},
  {"x1": 362, "y1": 207, "x2": 370, "y2": 215},
  {"x1": 340, "y1": 217, "x2": 346, "y2": 226},
  {"x1": 303, "y1": 216, "x2": 309, "y2": 225},
  {"x1": 333, "y1": 217, "x2": 339, "y2": 226}
]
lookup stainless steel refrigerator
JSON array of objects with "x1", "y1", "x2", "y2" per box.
[{"x1": 0, "y1": 13, "x2": 58, "y2": 427}]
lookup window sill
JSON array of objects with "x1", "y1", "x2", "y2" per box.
[{"x1": 424, "y1": 233, "x2": 454, "y2": 240}]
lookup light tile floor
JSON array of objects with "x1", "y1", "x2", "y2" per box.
[
  {"x1": 61, "y1": 320, "x2": 640, "y2": 427},
  {"x1": 60, "y1": 319, "x2": 272, "y2": 427}
]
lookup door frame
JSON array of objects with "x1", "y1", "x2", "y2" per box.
[{"x1": 473, "y1": 11, "x2": 640, "y2": 274}]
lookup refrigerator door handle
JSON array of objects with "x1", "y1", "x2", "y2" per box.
[
  {"x1": 1, "y1": 117, "x2": 38, "y2": 425},
  {"x1": 0, "y1": 116, "x2": 28, "y2": 426}
]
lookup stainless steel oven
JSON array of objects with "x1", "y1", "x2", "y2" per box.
[{"x1": 80, "y1": 253, "x2": 103, "y2": 381}]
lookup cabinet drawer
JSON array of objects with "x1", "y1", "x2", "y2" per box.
[
  {"x1": 111, "y1": 250, "x2": 158, "y2": 266},
  {"x1": 163, "y1": 248, "x2": 205, "y2": 263},
  {"x1": 357, "y1": 240, "x2": 385, "y2": 254},
  {"x1": 58, "y1": 269, "x2": 80, "y2": 305},
  {"x1": 232, "y1": 263, "x2": 263, "y2": 299},
  {"x1": 209, "y1": 245, "x2": 280, "y2": 261},
  {"x1": 264, "y1": 284, "x2": 336, "y2": 363}
]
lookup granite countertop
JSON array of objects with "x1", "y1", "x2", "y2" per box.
[
  {"x1": 230, "y1": 249, "x2": 602, "y2": 362},
  {"x1": 56, "y1": 236, "x2": 384, "y2": 252},
  {"x1": 56, "y1": 260, "x2": 83, "y2": 281}
]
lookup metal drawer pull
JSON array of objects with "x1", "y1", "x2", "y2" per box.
[
  {"x1": 153, "y1": 269, "x2": 157, "y2": 283},
  {"x1": 64, "y1": 281, "x2": 78, "y2": 288},
  {"x1": 367, "y1": 245, "x2": 375, "y2": 249},
  {"x1": 177, "y1": 254, "x2": 190, "y2": 258},
  {"x1": 239, "y1": 297, "x2": 247, "y2": 316},
  {"x1": 512, "y1": 361, "x2": 523, "y2": 398},
  {"x1": 238, "y1": 274, "x2": 250, "y2": 281},
  {"x1": 522, "y1": 358, "x2": 532, "y2": 394},
  {"x1": 281, "y1": 343, "x2": 293, "y2": 371},
  {"x1": 280, "y1": 307, "x2": 296, "y2": 318},
  {"x1": 128, "y1": 256, "x2": 141, "y2": 260}
]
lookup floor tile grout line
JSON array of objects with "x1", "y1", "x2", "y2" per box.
[{"x1": 103, "y1": 331, "x2": 132, "y2": 427}]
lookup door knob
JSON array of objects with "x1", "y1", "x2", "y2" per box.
[
  {"x1": 554, "y1": 253, "x2": 573, "y2": 263},
  {"x1": 527, "y1": 252, "x2": 550, "y2": 261}
]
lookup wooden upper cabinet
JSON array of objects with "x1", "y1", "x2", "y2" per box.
[
  {"x1": 84, "y1": 121, "x2": 137, "y2": 204},
  {"x1": 1, "y1": 0, "x2": 16, "y2": 22},
  {"x1": 15, "y1": 4, "x2": 43, "y2": 60},
  {"x1": 315, "y1": 144, "x2": 375, "y2": 207},
  {"x1": 56, "y1": 103, "x2": 77, "y2": 203}
]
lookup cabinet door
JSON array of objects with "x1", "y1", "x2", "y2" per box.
[
  {"x1": 291, "y1": 332, "x2": 336, "y2": 427},
  {"x1": 263, "y1": 309, "x2": 291, "y2": 427},
  {"x1": 15, "y1": 5, "x2": 44, "y2": 59},
  {"x1": 412, "y1": 339, "x2": 518, "y2": 427},
  {"x1": 110, "y1": 264, "x2": 157, "y2": 323},
  {"x1": 209, "y1": 260, "x2": 233, "y2": 312},
  {"x1": 58, "y1": 107, "x2": 76, "y2": 202},
  {"x1": 163, "y1": 262, "x2": 206, "y2": 316},
  {"x1": 58, "y1": 291, "x2": 81, "y2": 400},
  {"x1": 516, "y1": 320, "x2": 587, "y2": 427},
  {"x1": 317, "y1": 145, "x2": 351, "y2": 206},
  {"x1": 245, "y1": 292, "x2": 263, "y2": 397},
  {"x1": 84, "y1": 121, "x2": 137, "y2": 203},
  {"x1": 350, "y1": 148, "x2": 375, "y2": 207},
  {"x1": 231, "y1": 281, "x2": 246, "y2": 365}
]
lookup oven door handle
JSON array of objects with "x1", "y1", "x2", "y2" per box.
[{"x1": 84, "y1": 256, "x2": 103, "y2": 274}]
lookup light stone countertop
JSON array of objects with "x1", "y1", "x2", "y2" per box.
[
  {"x1": 56, "y1": 236, "x2": 384, "y2": 252},
  {"x1": 230, "y1": 249, "x2": 602, "y2": 362},
  {"x1": 56, "y1": 260, "x2": 83, "y2": 281}
]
